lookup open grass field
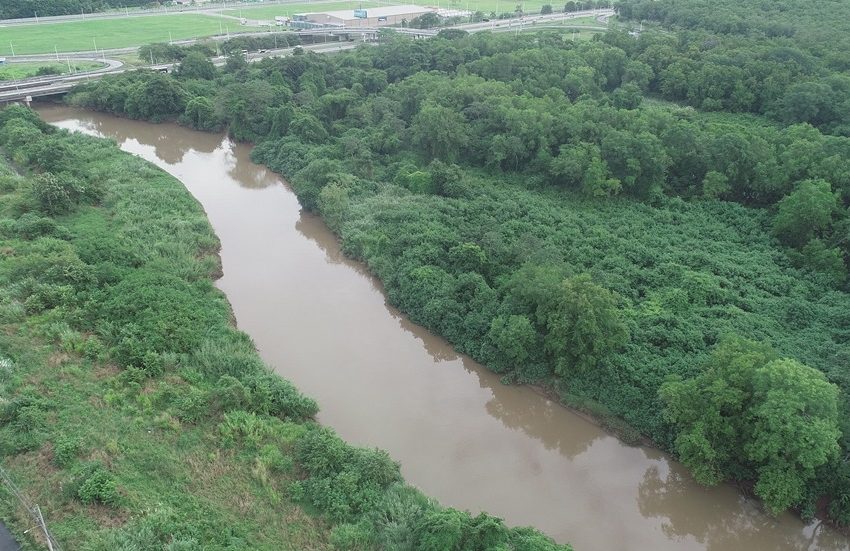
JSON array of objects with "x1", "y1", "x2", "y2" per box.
[
  {"x1": 0, "y1": 13, "x2": 249, "y2": 56},
  {"x1": 222, "y1": 1, "x2": 383, "y2": 18},
  {"x1": 226, "y1": 0, "x2": 606, "y2": 17},
  {"x1": 0, "y1": 61, "x2": 104, "y2": 81}
]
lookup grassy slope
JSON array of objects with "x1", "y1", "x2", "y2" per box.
[
  {"x1": 0, "y1": 62, "x2": 104, "y2": 82},
  {"x1": 0, "y1": 114, "x2": 331, "y2": 549},
  {"x1": 0, "y1": 14, "x2": 245, "y2": 55}
]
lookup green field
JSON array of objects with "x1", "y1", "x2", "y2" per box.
[
  {"x1": 222, "y1": 1, "x2": 383, "y2": 18},
  {"x1": 0, "y1": 60, "x2": 104, "y2": 80},
  {"x1": 0, "y1": 13, "x2": 249, "y2": 56},
  {"x1": 225, "y1": 0, "x2": 604, "y2": 18}
]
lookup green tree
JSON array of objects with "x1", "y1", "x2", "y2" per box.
[
  {"x1": 538, "y1": 275, "x2": 628, "y2": 376},
  {"x1": 124, "y1": 72, "x2": 186, "y2": 122},
  {"x1": 747, "y1": 358, "x2": 841, "y2": 514},
  {"x1": 702, "y1": 170, "x2": 730, "y2": 199},
  {"x1": 485, "y1": 315, "x2": 537, "y2": 373},
  {"x1": 177, "y1": 51, "x2": 217, "y2": 80},
  {"x1": 773, "y1": 179, "x2": 838, "y2": 247},
  {"x1": 411, "y1": 103, "x2": 469, "y2": 162},
  {"x1": 660, "y1": 338, "x2": 841, "y2": 514},
  {"x1": 660, "y1": 338, "x2": 776, "y2": 485},
  {"x1": 318, "y1": 183, "x2": 350, "y2": 233},
  {"x1": 612, "y1": 83, "x2": 643, "y2": 109},
  {"x1": 182, "y1": 96, "x2": 221, "y2": 131}
]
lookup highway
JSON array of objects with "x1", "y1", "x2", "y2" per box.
[{"x1": 0, "y1": 9, "x2": 613, "y2": 103}]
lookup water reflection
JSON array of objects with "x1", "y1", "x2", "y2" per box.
[{"x1": 35, "y1": 104, "x2": 850, "y2": 551}]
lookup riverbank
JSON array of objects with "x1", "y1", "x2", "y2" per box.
[
  {"x1": 0, "y1": 105, "x2": 568, "y2": 549},
  {"x1": 34, "y1": 104, "x2": 850, "y2": 551}
]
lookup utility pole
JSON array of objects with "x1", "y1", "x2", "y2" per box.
[
  {"x1": 169, "y1": 31, "x2": 173, "y2": 45},
  {"x1": 9, "y1": 42, "x2": 14, "y2": 57},
  {"x1": 67, "y1": 57, "x2": 73, "y2": 74},
  {"x1": 55, "y1": 45, "x2": 59, "y2": 60},
  {"x1": 34, "y1": 11, "x2": 39, "y2": 23},
  {"x1": 93, "y1": 37, "x2": 97, "y2": 55}
]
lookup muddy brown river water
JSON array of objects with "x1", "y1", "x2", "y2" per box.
[{"x1": 37, "y1": 104, "x2": 849, "y2": 551}]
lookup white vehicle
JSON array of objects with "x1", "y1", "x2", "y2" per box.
[{"x1": 275, "y1": 16, "x2": 290, "y2": 26}]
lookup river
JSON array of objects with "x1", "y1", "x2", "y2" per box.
[{"x1": 36, "y1": 104, "x2": 849, "y2": 551}]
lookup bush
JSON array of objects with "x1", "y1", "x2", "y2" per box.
[
  {"x1": 243, "y1": 371, "x2": 318, "y2": 421},
  {"x1": 212, "y1": 374, "x2": 250, "y2": 412},
  {"x1": 73, "y1": 462, "x2": 120, "y2": 505},
  {"x1": 96, "y1": 271, "x2": 226, "y2": 366},
  {"x1": 218, "y1": 410, "x2": 278, "y2": 450},
  {"x1": 30, "y1": 172, "x2": 80, "y2": 215},
  {"x1": 53, "y1": 436, "x2": 82, "y2": 467},
  {"x1": 174, "y1": 386, "x2": 210, "y2": 423},
  {"x1": 294, "y1": 427, "x2": 402, "y2": 522}
]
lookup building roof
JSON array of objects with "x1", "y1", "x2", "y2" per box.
[{"x1": 301, "y1": 4, "x2": 434, "y2": 21}]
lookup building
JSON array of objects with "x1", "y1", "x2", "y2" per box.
[{"x1": 293, "y1": 5, "x2": 436, "y2": 27}]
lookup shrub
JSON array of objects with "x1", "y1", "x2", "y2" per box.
[
  {"x1": 212, "y1": 375, "x2": 250, "y2": 412},
  {"x1": 53, "y1": 436, "x2": 82, "y2": 467},
  {"x1": 218, "y1": 410, "x2": 276, "y2": 450},
  {"x1": 174, "y1": 386, "x2": 209, "y2": 423},
  {"x1": 74, "y1": 462, "x2": 120, "y2": 505},
  {"x1": 243, "y1": 371, "x2": 318, "y2": 421},
  {"x1": 294, "y1": 427, "x2": 402, "y2": 522}
]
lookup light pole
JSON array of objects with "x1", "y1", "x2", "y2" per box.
[
  {"x1": 93, "y1": 37, "x2": 97, "y2": 55},
  {"x1": 9, "y1": 42, "x2": 14, "y2": 57},
  {"x1": 55, "y1": 45, "x2": 59, "y2": 60}
]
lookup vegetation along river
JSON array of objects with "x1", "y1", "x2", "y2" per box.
[{"x1": 36, "y1": 104, "x2": 849, "y2": 551}]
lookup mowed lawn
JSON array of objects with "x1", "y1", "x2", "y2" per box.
[
  {"x1": 223, "y1": 1, "x2": 383, "y2": 19},
  {"x1": 0, "y1": 13, "x2": 246, "y2": 55},
  {"x1": 225, "y1": 0, "x2": 605, "y2": 17}
]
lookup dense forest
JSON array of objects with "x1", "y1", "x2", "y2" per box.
[
  {"x1": 0, "y1": 106, "x2": 569, "y2": 550},
  {"x1": 65, "y1": 15, "x2": 850, "y2": 524},
  {"x1": 614, "y1": 0, "x2": 850, "y2": 135}
]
